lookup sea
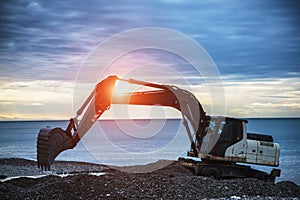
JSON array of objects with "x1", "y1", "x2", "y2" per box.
[{"x1": 0, "y1": 118, "x2": 299, "y2": 184}]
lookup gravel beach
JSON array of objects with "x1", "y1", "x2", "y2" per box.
[{"x1": 0, "y1": 158, "x2": 299, "y2": 199}]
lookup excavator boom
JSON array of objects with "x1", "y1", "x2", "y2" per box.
[{"x1": 37, "y1": 76, "x2": 208, "y2": 170}]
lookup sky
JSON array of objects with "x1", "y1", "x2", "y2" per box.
[{"x1": 0, "y1": 0, "x2": 300, "y2": 120}]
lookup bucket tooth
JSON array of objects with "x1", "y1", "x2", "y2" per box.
[{"x1": 37, "y1": 127, "x2": 76, "y2": 170}]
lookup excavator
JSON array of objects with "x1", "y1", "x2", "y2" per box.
[{"x1": 37, "y1": 76, "x2": 281, "y2": 182}]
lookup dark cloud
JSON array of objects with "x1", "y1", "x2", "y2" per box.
[
  {"x1": 152, "y1": 1, "x2": 300, "y2": 78},
  {"x1": 0, "y1": 0, "x2": 299, "y2": 82}
]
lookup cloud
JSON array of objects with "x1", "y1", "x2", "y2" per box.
[
  {"x1": 1, "y1": 0, "x2": 161, "y2": 82},
  {"x1": 156, "y1": 1, "x2": 300, "y2": 79},
  {"x1": 0, "y1": 0, "x2": 299, "y2": 119},
  {"x1": 1, "y1": 0, "x2": 299, "y2": 82},
  {"x1": 0, "y1": 79, "x2": 74, "y2": 120},
  {"x1": 223, "y1": 76, "x2": 300, "y2": 117}
]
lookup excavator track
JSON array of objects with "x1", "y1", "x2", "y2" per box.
[{"x1": 37, "y1": 127, "x2": 75, "y2": 170}]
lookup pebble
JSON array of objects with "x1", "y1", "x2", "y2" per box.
[{"x1": 0, "y1": 158, "x2": 299, "y2": 199}]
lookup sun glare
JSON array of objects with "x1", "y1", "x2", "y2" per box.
[{"x1": 113, "y1": 80, "x2": 140, "y2": 97}]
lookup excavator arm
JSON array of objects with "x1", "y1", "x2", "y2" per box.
[
  {"x1": 37, "y1": 76, "x2": 209, "y2": 170},
  {"x1": 37, "y1": 76, "x2": 118, "y2": 170}
]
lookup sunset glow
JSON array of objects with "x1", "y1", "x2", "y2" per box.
[
  {"x1": 0, "y1": 1, "x2": 299, "y2": 120},
  {"x1": 113, "y1": 80, "x2": 139, "y2": 97}
]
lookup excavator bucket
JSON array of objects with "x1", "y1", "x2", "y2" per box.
[{"x1": 37, "y1": 127, "x2": 76, "y2": 170}]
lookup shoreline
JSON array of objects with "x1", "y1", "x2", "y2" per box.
[
  {"x1": 1, "y1": 158, "x2": 299, "y2": 199},
  {"x1": 1, "y1": 117, "x2": 300, "y2": 124}
]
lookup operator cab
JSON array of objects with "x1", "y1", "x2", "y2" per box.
[
  {"x1": 197, "y1": 116, "x2": 245, "y2": 157},
  {"x1": 195, "y1": 116, "x2": 279, "y2": 167},
  {"x1": 208, "y1": 117, "x2": 244, "y2": 157}
]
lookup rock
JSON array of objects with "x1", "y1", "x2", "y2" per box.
[
  {"x1": 0, "y1": 175, "x2": 7, "y2": 179},
  {"x1": 0, "y1": 158, "x2": 299, "y2": 199}
]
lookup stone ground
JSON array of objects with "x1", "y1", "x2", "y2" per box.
[{"x1": 0, "y1": 158, "x2": 299, "y2": 199}]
